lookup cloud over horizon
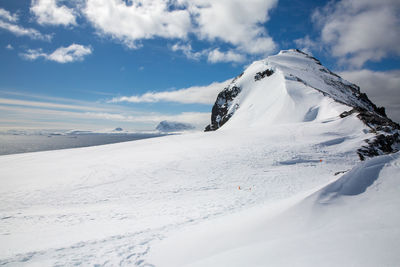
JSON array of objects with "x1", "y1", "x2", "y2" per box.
[
  {"x1": 110, "y1": 79, "x2": 231, "y2": 105},
  {"x1": 0, "y1": 95, "x2": 210, "y2": 130}
]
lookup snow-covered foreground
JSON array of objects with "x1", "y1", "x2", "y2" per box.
[
  {"x1": 1, "y1": 50, "x2": 399, "y2": 266},
  {"x1": 1, "y1": 115, "x2": 398, "y2": 266},
  {"x1": 150, "y1": 152, "x2": 400, "y2": 267}
]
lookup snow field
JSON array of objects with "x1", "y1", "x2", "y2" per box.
[
  {"x1": 0, "y1": 114, "x2": 368, "y2": 266},
  {"x1": 1, "y1": 49, "x2": 397, "y2": 266}
]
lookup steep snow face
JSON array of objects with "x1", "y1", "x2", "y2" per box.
[{"x1": 206, "y1": 49, "x2": 384, "y2": 131}]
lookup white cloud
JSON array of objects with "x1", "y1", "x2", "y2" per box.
[
  {"x1": 0, "y1": 8, "x2": 52, "y2": 41},
  {"x1": 22, "y1": 44, "x2": 92, "y2": 63},
  {"x1": 0, "y1": 89, "x2": 212, "y2": 130},
  {"x1": 171, "y1": 43, "x2": 203, "y2": 61},
  {"x1": 30, "y1": 0, "x2": 77, "y2": 26},
  {"x1": 207, "y1": 49, "x2": 245, "y2": 63},
  {"x1": 171, "y1": 44, "x2": 246, "y2": 64},
  {"x1": 110, "y1": 79, "x2": 231, "y2": 105},
  {"x1": 340, "y1": 69, "x2": 400, "y2": 123},
  {"x1": 84, "y1": 0, "x2": 191, "y2": 49},
  {"x1": 312, "y1": 0, "x2": 400, "y2": 67},
  {"x1": 83, "y1": 0, "x2": 277, "y2": 62},
  {"x1": 0, "y1": 103, "x2": 210, "y2": 129},
  {"x1": 5, "y1": 44, "x2": 13, "y2": 50},
  {"x1": 0, "y1": 8, "x2": 18, "y2": 22},
  {"x1": 85, "y1": 111, "x2": 210, "y2": 126},
  {"x1": 182, "y1": 0, "x2": 277, "y2": 55},
  {"x1": 0, "y1": 97, "x2": 106, "y2": 112}
]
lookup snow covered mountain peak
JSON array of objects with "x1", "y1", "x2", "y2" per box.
[
  {"x1": 260, "y1": 49, "x2": 382, "y2": 111},
  {"x1": 205, "y1": 49, "x2": 399, "y2": 160}
]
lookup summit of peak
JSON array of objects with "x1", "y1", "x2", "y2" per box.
[{"x1": 205, "y1": 50, "x2": 399, "y2": 160}]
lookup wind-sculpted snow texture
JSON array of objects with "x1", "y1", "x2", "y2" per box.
[
  {"x1": 205, "y1": 49, "x2": 400, "y2": 160},
  {"x1": 150, "y1": 152, "x2": 400, "y2": 267},
  {"x1": 1, "y1": 50, "x2": 399, "y2": 266}
]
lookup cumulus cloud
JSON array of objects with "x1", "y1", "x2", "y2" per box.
[
  {"x1": 110, "y1": 79, "x2": 231, "y2": 105},
  {"x1": 312, "y1": 0, "x2": 400, "y2": 67},
  {"x1": 0, "y1": 8, "x2": 52, "y2": 41},
  {"x1": 84, "y1": 0, "x2": 277, "y2": 62},
  {"x1": 207, "y1": 49, "x2": 245, "y2": 63},
  {"x1": 340, "y1": 69, "x2": 400, "y2": 123},
  {"x1": 22, "y1": 43, "x2": 92, "y2": 63},
  {"x1": 5, "y1": 44, "x2": 13, "y2": 50},
  {"x1": 84, "y1": 0, "x2": 191, "y2": 49},
  {"x1": 183, "y1": 0, "x2": 277, "y2": 55},
  {"x1": 30, "y1": 0, "x2": 77, "y2": 26}
]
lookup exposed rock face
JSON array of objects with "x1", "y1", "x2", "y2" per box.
[
  {"x1": 205, "y1": 74, "x2": 243, "y2": 131},
  {"x1": 204, "y1": 68, "x2": 276, "y2": 132},
  {"x1": 340, "y1": 108, "x2": 400, "y2": 160},
  {"x1": 254, "y1": 69, "x2": 274, "y2": 81},
  {"x1": 156, "y1": 121, "x2": 195, "y2": 132}
]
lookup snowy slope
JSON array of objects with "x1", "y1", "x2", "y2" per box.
[
  {"x1": 206, "y1": 49, "x2": 399, "y2": 160},
  {"x1": 0, "y1": 50, "x2": 399, "y2": 266},
  {"x1": 149, "y1": 153, "x2": 400, "y2": 267},
  {"x1": 207, "y1": 49, "x2": 384, "y2": 130}
]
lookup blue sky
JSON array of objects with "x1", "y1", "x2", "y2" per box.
[{"x1": 0, "y1": 0, "x2": 399, "y2": 131}]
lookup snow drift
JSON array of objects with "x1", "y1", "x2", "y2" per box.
[{"x1": 149, "y1": 153, "x2": 400, "y2": 267}]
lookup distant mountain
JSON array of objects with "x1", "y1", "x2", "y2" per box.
[
  {"x1": 156, "y1": 120, "x2": 195, "y2": 132},
  {"x1": 205, "y1": 49, "x2": 400, "y2": 160}
]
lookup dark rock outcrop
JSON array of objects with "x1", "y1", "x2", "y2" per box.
[
  {"x1": 205, "y1": 69, "x2": 276, "y2": 132},
  {"x1": 205, "y1": 85, "x2": 241, "y2": 131},
  {"x1": 340, "y1": 108, "x2": 400, "y2": 160},
  {"x1": 205, "y1": 72, "x2": 246, "y2": 131},
  {"x1": 254, "y1": 69, "x2": 274, "y2": 81}
]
